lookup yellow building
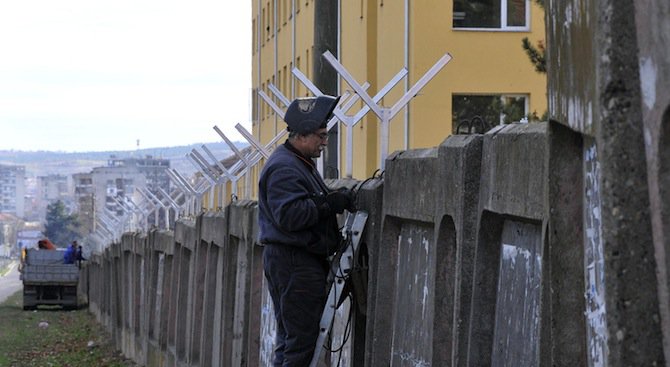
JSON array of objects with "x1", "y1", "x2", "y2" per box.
[{"x1": 252, "y1": 0, "x2": 546, "y2": 180}]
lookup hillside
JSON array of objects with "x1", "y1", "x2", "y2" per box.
[{"x1": 0, "y1": 141, "x2": 247, "y2": 177}]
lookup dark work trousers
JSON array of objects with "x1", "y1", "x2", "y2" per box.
[{"x1": 263, "y1": 243, "x2": 329, "y2": 367}]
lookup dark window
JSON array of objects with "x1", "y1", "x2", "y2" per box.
[
  {"x1": 453, "y1": 0, "x2": 527, "y2": 29},
  {"x1": 452, "y1": 94, "x2": 528, "y2": 134}
]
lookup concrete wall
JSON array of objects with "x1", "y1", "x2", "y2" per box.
[
  {"x1": 84, "y1": 117, "x2": 667, "y2": 366},
  {"x1": 547, "y1": 0, "x2": 668, "y2": 364}
]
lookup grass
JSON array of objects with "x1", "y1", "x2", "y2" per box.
[{"x1": 0, "y1": 291, "x2": 136, "y2": 367}]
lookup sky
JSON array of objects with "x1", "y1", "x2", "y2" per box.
[{"x1": 0, "y1": 0, "x2": 251, "y2": 153}]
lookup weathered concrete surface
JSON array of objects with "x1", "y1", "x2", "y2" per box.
[
  {"x1": 226, "y1": 200, "x2": 259, "y2": 367},
  {"x1": 546, "y1": 0, "x2": 598, "y2": 135},
  {"x1": 434, "y1": 134, "x2": 482, "y2": 367},
  {"x1": 468, "y1": 123, "x2": 548, "y2": 367},
  {"x1": 479, "y1": 123, "x2": 547, "y2": 220},
  {"x1": 547, "y1": 0, "x2": 666, "y2": 364},
  {"x1": 380, "y1": 148, "x2": 438, "y2": 367},
  {"x1": 373, "y1": 137, "x2": 485, "y2": 367},
  {"x1": 356, "y1": 178, "x2": 384, "y2": 367},
  {"x1": 634, "y1": 0, "x2": 670, "y2": 360},
  {"x1": 84, "y1": 119, "x2": 668, "y2": 367},
  {"x1": 543, "y1": 121, "x2": 587, "y2": 366}
]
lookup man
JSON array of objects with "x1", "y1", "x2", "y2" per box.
[
  {"x1": 63, "y1": 241, "x2": 77, "y2": 264},
  {"x1": 75, "y1": 244, "x2": 86, "y2": 268},
  {"x1": 258, "y1": 95, "x2": 355, "y2": 366}
]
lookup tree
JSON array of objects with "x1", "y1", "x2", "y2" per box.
[
  {"x1": 522, "y1": 38, "x2": 546, "y2": 73},
  {"x1": 44, "y1": 200, "x2": 81, "y2": 247},
  {"x1": 522, "y1": 0, "x2": 546, "y2": 74}
]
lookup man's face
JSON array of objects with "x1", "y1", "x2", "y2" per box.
[{"x1": 302, "y1": 128, "x2": 329, "y2": 158}]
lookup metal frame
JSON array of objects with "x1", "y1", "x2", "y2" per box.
[{"x1": 321, "y1": 50, "x2": 452, "y2": 170}]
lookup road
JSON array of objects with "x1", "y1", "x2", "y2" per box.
[{"x1": 0, "y1": 262, "x2": 22, "y2": 304}]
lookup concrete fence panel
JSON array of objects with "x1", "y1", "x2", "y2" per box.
[
  {"x1": 226, "y1": 200, "x2": 259, "y2": 367},
  {"x1": 82, "y1": 114, "x2": 668, "y2": 367},
  {"x1": 434, "y1": 134, "x2": 483, "y2": 367},
  {"x1": 468, "y1": 122, "x2": 548, "y2": 366},
  {"x1": 381, "y1": 147, "x2": 439, "y2": 367}
]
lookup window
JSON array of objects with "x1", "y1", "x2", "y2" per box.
[
  {"x1": 261, "y1": 8, "x2": 270, "y2": 40},
  {"x1": 252, "y1": 18, "x2": 257, "y2": 53},
  {"x1": 271, "y1": 75, "x2": 276, "y2": 114},
  {"x1": 252, "y1": 88, "x2": 258, "y2": 121},
  {"x1": 452, "y1": 94, "x2": 528, "y2": 134},
  {"x1": 278, "y1": 69, "x2": 282, "y2": 96},
  {"x1": 262, "y1": 82, "x2": 267, "y2": 117},
  {"x1": 453, "y1": 0, "x2": 528, "y2": 30},
  {"x1": 295, "y1": 57, "x2": 301, "y2": 95},
  {"x1": 306, "y1": 49, "x2": 310, "y2": 79},
  {"x1": 270, "y1": 0, "x2": 275, "y2": 35},
  {"x1": 289, "y1": 61, "x2": 293, "y2": 95}
]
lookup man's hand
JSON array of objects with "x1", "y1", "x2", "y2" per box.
[{"x1": 326, "y1": 188, "x2": 356, "y2": 214}]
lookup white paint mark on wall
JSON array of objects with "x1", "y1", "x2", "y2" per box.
[
  {"x1": 493, "y1": 222, "x2": 543, "y2": 366},
  {"x1": 392, "y1": 224, "x2": 434, "y2": 366},
  {"x1": 259, "y1": 280, "x2": 276, "y2": 366},
  {"x1": 639, "y1": 57, "x2": 657, "y2": 111},
  {"x1": 394, "y1": 351, "x2": 431, "y2": 367},
  {"x1": 502, "y1": 243, "x2": 532, "y2": 269},
  {"x1": 564, "y1": 2, "x2": 573, "y2": 28},
  {"x1": 584, "y1": 139, "x2": 608, "y2": 367}
]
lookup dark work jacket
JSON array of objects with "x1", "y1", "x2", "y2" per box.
[{"x1": 258, "y1": 141, "x2": 340, "y2": 257}]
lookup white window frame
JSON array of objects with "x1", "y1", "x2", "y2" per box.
[
  {"x1": 453, "y1": 0, "x2": 531, "y2": 32},
  {"x1": 499, "y1": 94, "x2": 530, "y2": 124},
  {"x1": 452, "y1": 93, "x2": 530, "y2": 132}
]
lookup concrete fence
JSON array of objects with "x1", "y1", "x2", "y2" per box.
[{"x1": 83, "y1": 118, "x2": 667, "y2": 366}]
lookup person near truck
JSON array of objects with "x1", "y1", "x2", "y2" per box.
[
  {"x1": 258, "y1": 95, "x2": 356, "y2": 366},
  {"x1": 63, "y1": 241, "x2": 77, "y2": 264},
  {"x1": 75, "y1": 244, "x2": 86, "y2": 268}
]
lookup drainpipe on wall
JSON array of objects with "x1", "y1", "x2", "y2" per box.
[{"x1": 313, "y1": 0, "x2": 339, "y2": 178}]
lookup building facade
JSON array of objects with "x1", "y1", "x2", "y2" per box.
[
  {"x1": 89, "y1": 155, "x2": 170, "y2": 234},
  {"x1": 73, "y1": 172, "x2": 95, "y2": 236},
  {"x1": 251, "y1": 0, "x2": 547, "y2": 179},
  {"x1": 0, "y1": 164, "x2": 26, "y2": 218}
]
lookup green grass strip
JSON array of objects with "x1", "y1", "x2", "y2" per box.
[{"x1": 0, "y1": 291, "x2": 136, "y2": 367}]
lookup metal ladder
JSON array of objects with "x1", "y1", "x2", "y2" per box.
[{"x1": 309, "y1": 210, "x2": 368, "y2": 367}]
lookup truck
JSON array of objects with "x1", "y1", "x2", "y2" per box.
[{"x1": 20, "y1": 249, "x2": 79, "y2": 310}]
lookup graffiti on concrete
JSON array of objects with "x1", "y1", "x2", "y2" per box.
[
  {"x1": 584, "y1": 139, "x2": 608, "y2": 367},
  {"x1": 392, "y1": 224, "x2": 434, "y2": 367},
  {"x1": 259, "y1": 280, "x2": 276, "y2": 366},
  {"x1": 492, "y1": 220, "x2": 542, "y2": 366}
]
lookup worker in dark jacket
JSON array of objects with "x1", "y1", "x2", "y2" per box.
[
  {"x1": 63, "y1": 241, "x2": 77, "y2": 264},
  {"x1": 259, "y1": 95, "x2": 355, "y2": 366}
]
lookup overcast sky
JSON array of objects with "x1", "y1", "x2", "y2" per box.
[{"x1": 0, "y1": 0, "x2": 251, "y2": 152}]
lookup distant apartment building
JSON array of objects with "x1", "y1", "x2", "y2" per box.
[
  {"x1": 89, "y1": 155, "x2": 170, "y2": 233},
  {"x1": 73, "y1": 172, "x2": 95, "y2": 235},
  {"x1": 0, "y1": 164, "x2": 25, "y2": 218}
]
